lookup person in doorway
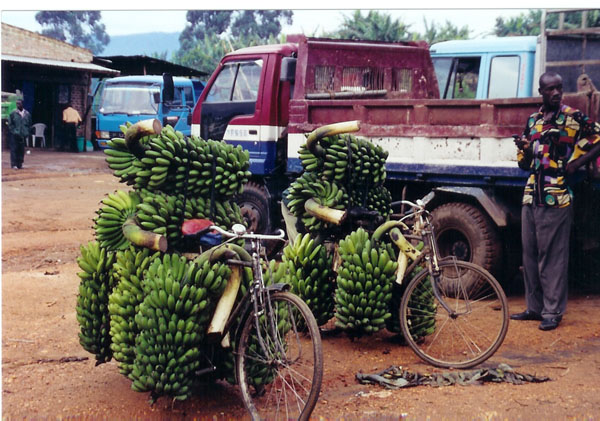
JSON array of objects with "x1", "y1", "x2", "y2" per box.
[
  {"x1": 62, "y1": 103, "x2": 82, "y2": 152},
  {"x1": 7, "y1": 99, "x2": 32, "y2": 169},
  {"x1": 511, "y1": 71, "x2": 600, "y2": 331}
]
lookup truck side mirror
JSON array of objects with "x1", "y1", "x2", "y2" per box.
[
  {"x1": 280, "y1": 57, "x2": 297, "y2": 82},
  {"x1": 163, "y1": 73, "x2": 174, "y2": 103}
]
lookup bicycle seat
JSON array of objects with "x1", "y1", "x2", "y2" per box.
[{"x1": 181, "y1": 219, "x2": 223, "y2": 247}]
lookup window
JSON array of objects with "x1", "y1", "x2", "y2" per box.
[
  {"x1": 488, "y1": 56, "x2": 520, "y2": 99},
  {"x1": 433, "y1": 57, "x2": 481, "y2": 99},
  {"x1": 232, "y1": 61, "x2": 262, "y2": 101},
  {"x1": 432, "y1": 58, "x2": 452, "y2": 98},
  {"x1": 184, "y1": 86, "x2": 194, "y2": 107},
  {"x1": 205, "y1": 60, "x2": 263, "y2": 103},
  {"x1": 173, "y1": 87, "x2": 183, "y2": 106},
  {"x1": 99, "y1": 83, "x2": 160, "y2": 114}
]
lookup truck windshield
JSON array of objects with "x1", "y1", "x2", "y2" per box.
[{"x1": 99, "y1": 83, "x2": 160, "y2": 115}]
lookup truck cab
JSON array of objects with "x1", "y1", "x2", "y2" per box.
[
  {"x1": 430, "y1": 36, "x2": 538, "y2": 99},
  {"x1": 96, "y1": 75, "x2": 203, "y2": 149}
]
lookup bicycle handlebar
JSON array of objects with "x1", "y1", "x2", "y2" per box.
[
  {"x1": 391, "y1": 199, "x2": 426, "y2": 212},
  {"x1": 210, "y1": 224, "x2": 286, "y2": 242}
]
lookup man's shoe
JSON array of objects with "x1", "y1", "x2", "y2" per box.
[
  {"x1": 11, "y1": 166, "x2": 18, "y2": 169},
  {"x1": 539, "y1": 316, "x2": 562, "y2": 331},
  {"x1": 510, "y1": 310, "x2": 543, "y2": 321}
]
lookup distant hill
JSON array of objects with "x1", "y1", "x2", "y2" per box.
[{"x1": 102, "y1": 32, "x2": 181, "y2": 59}]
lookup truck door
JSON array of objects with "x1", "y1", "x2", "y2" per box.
[
  {"x1": 162, "y1": 85, "x2": 191, "y2": 135},
  {"x1": 199, "y1": 59, "x2": 263, "y2": 142}
]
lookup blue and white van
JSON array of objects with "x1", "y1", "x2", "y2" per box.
[{"x1": 95, "y1": 75, "x2": 204, "y2": 148}]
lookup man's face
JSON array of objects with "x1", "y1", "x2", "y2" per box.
[
  {"x1": 539, "y1": 74, "x2": 563, "y2": 110},
  {"x1": 16, "y1": 100, "x2": 23, "y2": 111}
]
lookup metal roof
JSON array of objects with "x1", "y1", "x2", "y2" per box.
[{"x1": 1, "y1": 54, "x2": 119, "y2": 75}]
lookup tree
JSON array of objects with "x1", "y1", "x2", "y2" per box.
[
  {"x1": 332, "y1": 10, "x2": 413, "y2": 42},
  {"x1": 35, "y1": 11, "x2": 110, "y2": 54},
  {"x1": 494, "y1": 9, "x2": 600, "y2": 37},
  {"x1": 422, "y1": 18, "x2": 470, "y2": 44},
  {"x1": 494, "y1": 10, "x2": 542, "y2": 36},
  {"x1": 175, "y1": 10, "x2": 293, "y2": 73}
]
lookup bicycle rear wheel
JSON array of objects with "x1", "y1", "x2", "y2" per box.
[
  {"x1": 236, "y1": 291, "x2": 323, "y2": 421},
  {"x1": 399, "y1": 259, "x2": 508, "y2": 369}
]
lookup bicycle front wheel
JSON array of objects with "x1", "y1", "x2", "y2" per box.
[
  {"x1": 236, "y1": 291, "x2": 323, "y2": 421},
  {"x1": 399, "y1": 260, "x2": 508, "y2": 369}
]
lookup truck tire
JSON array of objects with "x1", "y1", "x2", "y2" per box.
[
  {"x1": 431, "y1": 202, "x2": 502, "y2": 277},
  {"x1": 237, "y1": 181, "x2": 271, "y2": 234}
]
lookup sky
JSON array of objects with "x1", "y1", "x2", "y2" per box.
[{"x1": 2, "y1": 3, "x2": 597, "y2": 39}]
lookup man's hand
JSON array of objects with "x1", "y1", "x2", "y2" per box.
[{"x1": 513, "y1": 134, "x2": 530, "y2": 150}]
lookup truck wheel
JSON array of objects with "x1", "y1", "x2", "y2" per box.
[
  {"x1": 431, "y1": 202, "x2": 502, "y2": 277},
  {"x1": 237, "y1": 181, "x2": 271, "y2": 234}
]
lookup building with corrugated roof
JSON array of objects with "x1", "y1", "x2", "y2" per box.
[{"x1": 1, "y1": 23, "x2": 118, "y2": 149}]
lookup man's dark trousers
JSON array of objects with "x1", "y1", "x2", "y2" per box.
[
  {"x1": 521, "y1": 204, "x2": 573, "y2": 318},
  {"x1": 65, "y1": 123, "x2": 77, "y2": 152},
  {"x1": 9, "y1": 133, "x2": 25, "y2": 168}
]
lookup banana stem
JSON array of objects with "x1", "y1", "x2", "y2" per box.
[
  {"x1": 372, "y1": 220, "x2": 410, "y2": 242},
  {"x1": 125, "y1": 119, "x2": 162, "y2": 158},
  {"x1": 389, "y1": 227, "x2": 421, "y2": 261},
  {"x1": 207, "y1": 265, "x2": 242, "y2": 342},
  {"x1": 305, "y1": 120, "x2": 360, "y2": 157},
  {"x1": 122, "y1": 216, "x2": 167, "y2": 252},
  {"x1": 305, "y1": 198, "x2": 347, "y2": 225}
]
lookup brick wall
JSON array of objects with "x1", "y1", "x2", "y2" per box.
[{"x1": 2, "y1": 23, "x2": 93, "y2": 63}]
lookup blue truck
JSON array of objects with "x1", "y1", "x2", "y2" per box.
[
  {"x1": 95, "y1": 75, "x2": 204, "y2": 149},
  {"x1": 430, "y1": 36, "x2": 539, "y2": 100}
]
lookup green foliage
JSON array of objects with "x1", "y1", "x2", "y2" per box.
[
  {"x1": 494, "y1": 9, "x2": 600, "y2": 37},
  {"x1": 422, "y1": 18, "x2": 471, "y2": 44},
  {"x1": 494, "y1": 10, "x2": 543, "y2": 36},
  {"x1": 329, "y1": 10, "x2": 414, "y2": 42},
  {"x1": 35, "y1": 11, "x2": 110, "y2": 54},
  {"x1": 174, "y1": 10, "x2": 292, "y2": 73}
]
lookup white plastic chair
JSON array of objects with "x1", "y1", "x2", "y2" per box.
[{"x1": 31, "y1": 123, "x2": 46, "y2": 148}]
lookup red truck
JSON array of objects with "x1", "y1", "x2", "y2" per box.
[{"x1": 191, "y1": 31, "x2": 600, "y2": 285}]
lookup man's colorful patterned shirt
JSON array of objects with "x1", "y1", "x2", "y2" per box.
[{"x1": 517, "y1": 104, "x2": 600, "y2": 207}]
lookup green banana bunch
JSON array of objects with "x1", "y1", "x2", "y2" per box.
[
  {"x1": 402, "y1": 273, "x2": 437, "y2": 340},
  {"x1": 300, "y1": 133, "x2": 388, "y2": 188},
  {"x1": 281, "y1": 233, "x2": 335, "y2": 326},
  {"x1": 135, "y1": 189, "x2": 245, "y2": 251},
  {"x1": 349, "y1": 184, "x2": 392, "y2": 219},
  {"x1": 75, "y1": 241, "x2": 117, "y2": 365},
  {"x1": 346, "y1": 135, "x2": 388, "y2": 188},
  {"x1": 334, "y1": 228, "x2": 398, "y2": 337},
  {"x1": 129, "y1": 253, "x2": 229, "y2": 400},
  {"x1": 127, "y1": 126, "x2": 251, "y2": 199},
  {"x1": 94, "y1": 190, "x2": 141, "y2": 251},
  {"x1": 286, "y1": 172, "x2": 349, "y2": 234},
  {"x1": 104, "y1": 133, "x2": 147, "y2": 185},
  {"x1": 108, "y1": 246, "x2": 161, "y2": 376}
]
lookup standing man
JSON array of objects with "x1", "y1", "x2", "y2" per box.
[
  {"x1": 7, "y1": 99, "x2": 32, "y2": 169},
  {"x1": 511, "y1": 71, "x2": 600, "y2": 331},
  {"x1": 62, "y1": 103, "x2": 82, "y2": 152}
]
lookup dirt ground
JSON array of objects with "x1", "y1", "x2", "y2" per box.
[{"x1": 2, "y1": 148, "x2": 600, "y2": 420}]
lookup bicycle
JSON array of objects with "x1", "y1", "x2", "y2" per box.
[
  {"x1": 388, "y1": 199, "x2": 509, "y2": 369},
  {"x1": 188, "y1": 223, "x2": 323, "y2": 421}
]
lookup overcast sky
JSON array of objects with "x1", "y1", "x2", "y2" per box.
[{"x1": 2, "y1": 3, "x2": 596, "y2": 39}]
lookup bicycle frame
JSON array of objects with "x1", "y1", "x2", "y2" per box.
[{"x1": 200, "y1": 226, "x2": 289, "y2": 361}]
